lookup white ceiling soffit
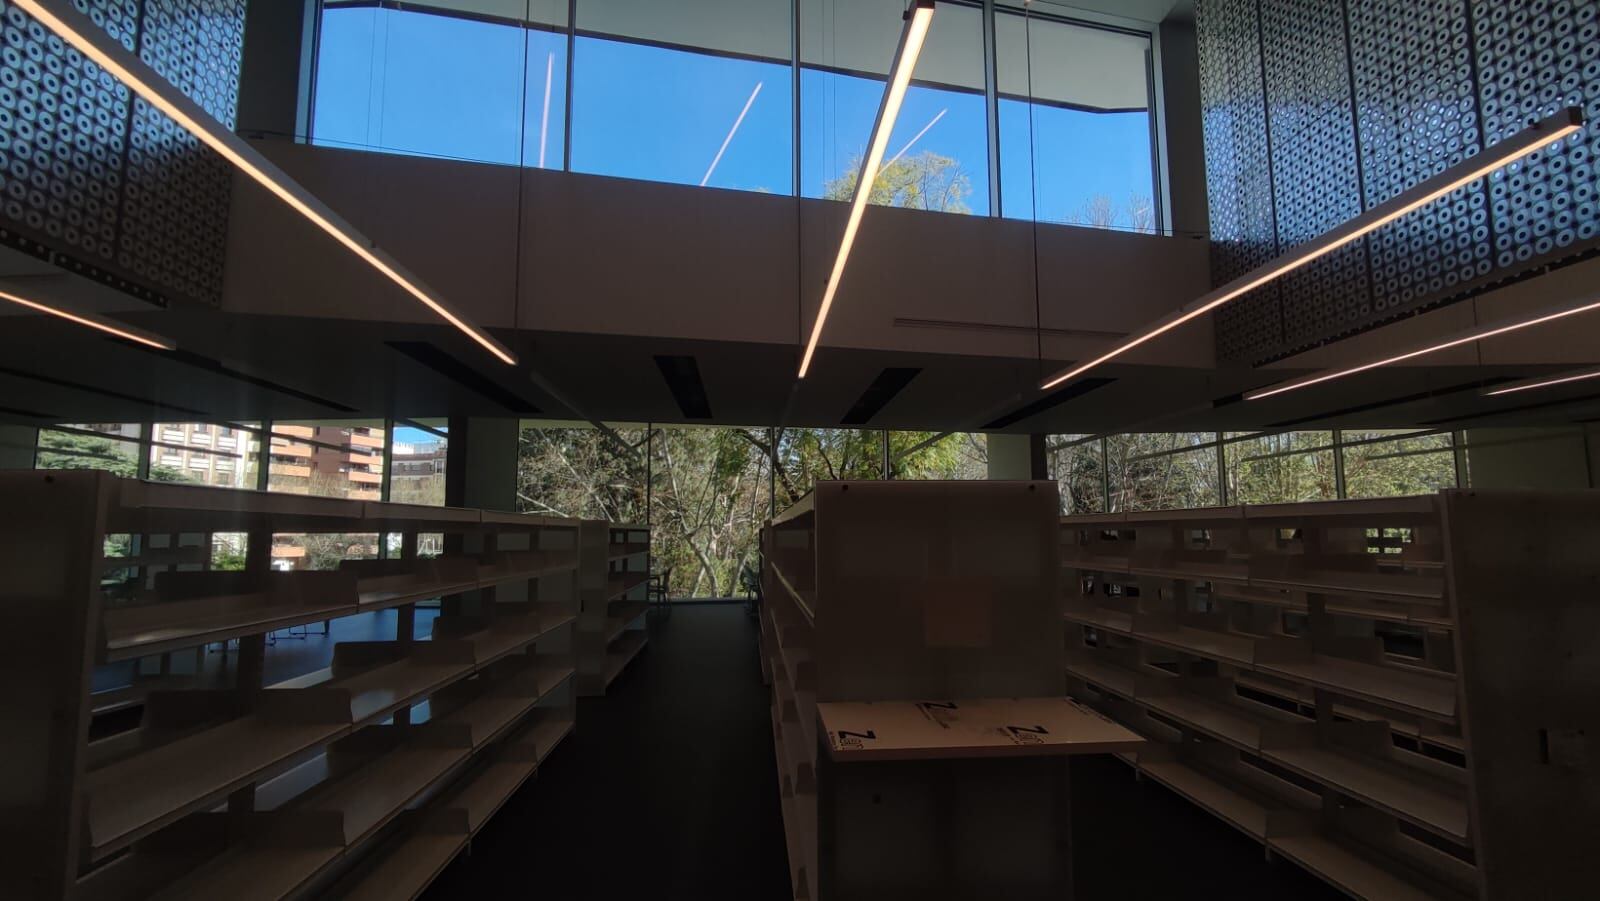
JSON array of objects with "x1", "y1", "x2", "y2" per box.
[
  {"x1": 994, "y1": 12, "x2": 1152, "y2": 111},
  {"x1": 998, "y1": 0, "x2": 1181, "y2": 26},
  {"x1": 323, "y1": 0, "x2": 568, "y2": 28},
  {"x1": 578, "y1": 0, "x2": 791, "y2": 61},
  {"x1": 801, "y1": 0, "x2": 985, "y2": 91}
]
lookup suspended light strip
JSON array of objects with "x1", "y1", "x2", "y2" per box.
[
  {"x1": 1244, "y1": 297, "x2": 1600, "y2": 401},
  {"x1": 798, "y1": 0, "x2": 935, "y2": 379},
  {"x1": 0, "y1": 285, "x2": 175, "y2": 350},
  {"x1": 1484, "y1": 366, "x2": 1600, "y2": 397},
  {"x1": 13, "y1": 0, "x2": 518, "y2": 366},
  {"x1": 1038, "y1": 107, "x2": 1585, "y2": 391}
]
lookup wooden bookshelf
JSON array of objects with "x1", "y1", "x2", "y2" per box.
[
  {"x1": 577, "y1": 521, "x2": 651, "y2": 696},
  {"x1": 0, "y1": 470, "x2": 581, "y2": 900},
  {"x1": 761, "y1": 481, "x2": 1143, "y2": 900},
  {"x1": 1062, "y1": 490, "x2": 1600, "y2": 900}
]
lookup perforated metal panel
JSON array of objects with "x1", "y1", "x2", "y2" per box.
[
  {"x1": 121, "y1": 0, "x2": 244, "y2": 305},
  {"x1": 0, "y1": 0, "x2": 242, "y2": 307},
  {"x1": 0, "y1": 0, "x2": 136, "y2": 265},
  {"x1": 1350, "y1": 0, "x2": 1492, "y2": 321},
  {"x1": 1260, "y1": 0, "x2": 1372, "y2": 354},
  {"x1": 1200, "y1": 0, "x2": 1600, "y2": 365},
  {"x1": 1196, "y1": 0, "x2": 1283, "y2": 364},
  {"x1": 1472, "y1": 0, "x2": 1600, "y2": 268}
]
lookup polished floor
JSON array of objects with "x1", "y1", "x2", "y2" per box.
[{"x1": 420, "y1": 603, "x2": 1342, "y2": 900}]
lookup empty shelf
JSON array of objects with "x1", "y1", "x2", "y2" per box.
[
  {"x1": 1137, "y1": 624, "x2": 1262, "y2": 666},
  {"x1": 1269, "y1": 833, "x2": 1450, "y2": 901},
  {"x1": 605, "y1": 601, "x2": 649, "y2": 639},
  {"x1": 1065, "y1": 657, "x2": 1138, "y2": 699},
  {"x1": 464, "y1": 611, "x2": 575, "y2": 666},
  {"x1": 1265, "y1": 746, "x2": 1470, "y2": 842},
  {"x1": 1139, "y1": 691, "x2": 1275, "y2": 751},
  {"x1": 102, "y1": 571, "x2": 358, "y2": 661},
  {"x1": 1063, "y1": 605, "x2": 1134, "y2": 635},
  {"x1": 607, "y1": 571, "x2": 649, "y2": 598},
  {"x1": 303, "y1": 744, "x2": 469, "y2": 847},
  {"x1": 1260, "y1": 656, "x2": 1457, "y2": 721},
  {"x1": 608, "y1": 542, "x2": 649, "y2": 561},
  {"x1": 523, "y1": 709, "x2": 575, "y2": 765},
  {"x1": 450, "y1": 758, "x2": 535, "y2": 834},
  {"x1": 342, "y1": 658, "x2": 474, "y2": 725},
  {"x1": 338, "y1": 829, "x2": 468, "y2": 901},
  {"x1": 1138, "y1": 758, "x2": 1270, "y2": 840},
  {"x1": 604, "y1": 631, "x2": 648, "y2": 686},
  {"x1": 85, "y1": 714, "x2": 347, "y2": 858},
  {"x1": 477, "y1": 549, "x2": 578, "y2": 587},
  {"x1": 152, "y1": 843, "x2": 342, "y2": 901}
]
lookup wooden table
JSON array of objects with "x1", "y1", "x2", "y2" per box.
[{"x1": 818, "y1": 697, "x2": 1143, "y2": 762}]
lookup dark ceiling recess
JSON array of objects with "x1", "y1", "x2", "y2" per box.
[
  {"x1": 982, "y1": 377, "x2": 1116, "y2": 430},
  {"x1": 1422, "y1": 390, "x2": 1600, "y2": 425},
  {"x1": 142, "y1": 347, "x2": 360, "y2": 413},
  {"x1": 0, "y1": 403, "x2": 58, "y2": 420},
  {"x1": 0, "y1": 363, "x2": 210, "y2": 416},
  {"x1": 388, "y1": 341, "x2": 541, "y2": 415},
  {"x1": 1268, "y1": 378, "x2": 1517, "y2": 428},
  {"x1": 654, "y1": 355, "x2": 712, "y2": 419},
  {"x1": 841, "y1": 367, "x2": 921, "y2": 425}
]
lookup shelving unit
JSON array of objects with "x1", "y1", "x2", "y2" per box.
[
  {"x1": 760, "y1": 481, "x2": 1142, "y2": 901},
  {"x1": 0, "y1": 470, "x2": 581, "y2": 900},
  {"x1": 577, "y1": 521, "x2": 651, "y2": 696},
  {"x1": 1061, "y1": 491, "x2": 1600, "y2": 900}
]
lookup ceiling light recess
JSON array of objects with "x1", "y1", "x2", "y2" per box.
[
  {"x1": 1243, "y1": 296, "x2": 1600, "y2": 401},
  {"x1": 1038, "y1": 106, "x2": 1586, "y2": 391},
  {"x1": 0, "y1": 284, "x2": 175, "y2": 350},
  {"x1": 798, "y1": 0, "x2": 936, "y2": 379},
  {"x1": 1483, "y1": 366, "x2": 1600, "y2": 397},
  {"x1": 13, "y1": 0, "x2": 518, "y2": 366}
]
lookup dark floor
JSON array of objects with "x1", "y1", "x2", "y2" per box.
[{"x1": 421, "y1": 603, "x2": 1343, "y2": 900}]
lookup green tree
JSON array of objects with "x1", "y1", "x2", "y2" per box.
[
  {"x1": 36, "y1": 429, "x2": 185, "y2": 481},
  {"x1": 823, "y1": 150, "x2": 973, "y2": 213}
]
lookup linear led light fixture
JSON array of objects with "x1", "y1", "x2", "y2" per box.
[
  {"x1": 13, "y1": 0, "x2": 518, "y2": 366},
  {"x1": 798, "y1": 0, "x2": 935, "y2": 379},
  {"x1": 1484, "y1": 366, "x2": 1600, "y2": 397},
  {"x1": 0, "y1": 285, "x2": 175, "y2": 350},
  {"x1": 1243, "y1": 296, "x2": 1600, "y2": 401},
  {"x1": 1038, "y1": 106, "x2": 1586, "y2": 391}
]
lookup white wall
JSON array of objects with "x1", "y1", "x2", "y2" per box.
[
  {"x1": 1464, "y1": 428, "x2": 1596, "y2": 490},
  {"x1": 0, "y1": 425, "x2": 36, "y2": 470},
  {"x1": 223, "y1": 142, "x2": 1214, "y2": 369}
]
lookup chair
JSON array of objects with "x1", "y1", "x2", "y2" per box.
[
  {"x1": 647, "y1": 566, "x2": 672, "y2": 620},
  {"x1": 739, "y1": 556, "x2": 763, "y2": 619}
]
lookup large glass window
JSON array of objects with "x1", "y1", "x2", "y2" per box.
[
  {"x1": 516, "y1": 421, "x2": 649, "y2": 521},
  {"x1": 35, "y1": 423, "x2": 144, "y2": 476},
  {"x1": 1047, "y1": 434, "x2": 1106, "y2": 514},
  {"x1": 267, "y1": 421, "x2": 387, "y2": 500},
  {"x1": 388, "y1": 420, "x2": 449, "y2": 506},
  {"x1": 1106, "y1": 433, "x2": 1220, "y2": 511},
  {"x1": 1340, "y1": 430, "x2": 1457, "y2": 499},
  {"x1": 1224, "y1": 432, "x2": 1337, "y2": 504},
  {"x1": 996, "y1": 10, "x2": 1156, "y2": 229},
  {"x1": 649, "y1": 425, "x2": 774, "y2": 598},
  {"x1": 152, "y1": 422, "x2": 263, "y2": 489},
  {"x1": 310, "y1": 1, "x2": 1165, "y2": 217},
  {"x1": 801, "y1": 0, "x2": 989, "y2": 214},
  {"x1": 890, "y1": 431, "x2": 987, "y2": 479},
  {"x1": 314, "y1": 2, "x2": 567, "y2": 166},
  {"x1": 571, "y1": 0, "x2": 792, "y2": 193}
]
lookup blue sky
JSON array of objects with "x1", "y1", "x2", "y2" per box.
[{"x1": 314, "y1": 7, "x2": 1154, "y2": 227}]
